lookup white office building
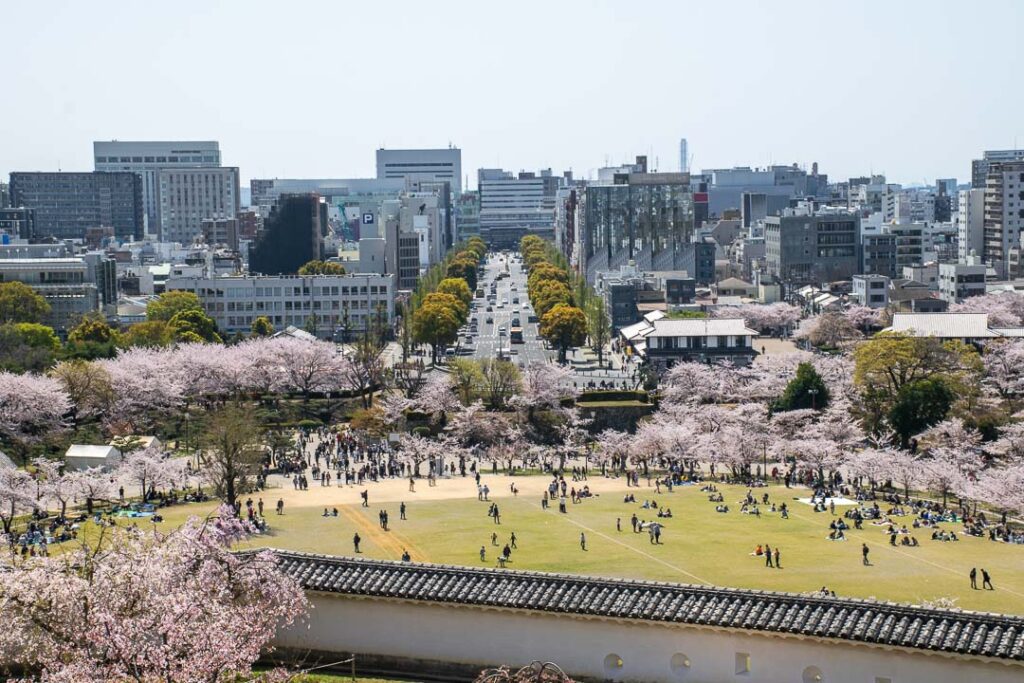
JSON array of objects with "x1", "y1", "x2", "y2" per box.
[
  {"x1": 165, "y1": 272, "x2": 395, "y2": 339},
  {"x1": 376, "y1": 148, "x2": 461, "y2": 195},
  {"x1": 157, "y1": 167, "x2": 240, "y2": 244},
  {"x1": 94, "y1": 141, "x2": 221, "y2": 234},
  {"x1": 938, "y1": 262, "x2": 986, "y2": 304}
]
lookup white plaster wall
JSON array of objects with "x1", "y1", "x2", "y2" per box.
[{"x1": 275, "y1": 595, "x2": 1024, "y2": 683}]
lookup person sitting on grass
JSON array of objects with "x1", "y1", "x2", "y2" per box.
[{"x1": 715, "y1": 504, "x2": 730, "y2": 513}]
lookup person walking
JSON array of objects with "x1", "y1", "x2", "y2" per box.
[
  {"x1": 361, "y1": 490, "x2": 369, "y2": 508},
  {"x1": 353, "y1": 532, "x2": 361, "y2": 553},
  {"x1": 616, "y1": 517, "x2": 621, "y2": 532},
  {"x1": 773, "y1": 547, "x2": 781, "y2": 569},
  {"x1": 493, "y1": 505, "x2": 501, "y2": 524},
  {"x1": 510, "y1": 532, "x2": 517, "y2": 549},
  {"x1": 276, "y1": 498, "x2": 284, "y2": 515},
  {"x1": 400, "y1": 501, "x2": 407, "y2": 520},
  {"x1": 765, "y1": 544, "x2": 774, "y2": 568},
  {"x1": 480, "y1": 545, "x2": 486, "y2": 562},
  {"x1": 580, "y1": 532, "x2": 587, "y2": 551},
  {"x1": 982, "y1": 568, "x2": 994, "y2": 590},
  {"x1": 970, "y1": 567, "x2": 978, "y2": 590},
  {"x1": 862, "y1": 543, "x2": 870, "y2": 566}
]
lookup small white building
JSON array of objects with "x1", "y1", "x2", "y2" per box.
[
  {"x1": 851, "y1": 274, "x2": 890, "y2": 309},
  {"x1": 65, "y1": 444, "x2": 122, "y2": 471},
  {"x1": 938, "y1": 262, "x2": 986, "y2": 303}
]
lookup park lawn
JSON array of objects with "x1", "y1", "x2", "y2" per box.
[{"x1": 149, "y1": 483, "x2": 1024, "y2": 616}]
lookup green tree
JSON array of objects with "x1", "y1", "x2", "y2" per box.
[
  {"x1": 888, "y1": 377, "x2": 955, "y2": 448},
  {"x1": 422, "y1": 292, "x2": 468, "y2": 325},
  {"x1": 448, "y1": 358, "x2": 484, "y2": 405},
  {"x1": 446, "y1": 257, "x2": 478, "y2": 291},
  {"x1": 586, "y1": 298, "x2": 612, "y2": 368},
  {"x1": 479, "y1": 358, "x2": 521, "y2": 410},
  {"x1": 412, "y1": 302, "x2": 460, "y2": 363},
  {"x1": 169, "y1": 309, "x2": 222, "y2": 343},
  {"x1": 436, "y1": 278, "x2": 473, "y2": 308},
  {"x1": 147, "y1": 291, "x2": 203, "y2": 322},
  {"x1": 0, "y1": 281, "x2": 50, "y2": 324},
  {"x1": 773, "y1": 362, "x2": 830, "y2": 412},
  {"x1": 250, "y1": 316, "x2": 274, "y2": 337},
  {"x1": 297, "y1": 260, "x2": 346, "y2": 275},
  {"x1": 120, "y1": 320, "x2": 175, "y2": 348},
  {"x1": 68, "y1": 315, "x2": 118, "y2": 345},
  {"x1": 533, "y1": 280, "x2": 572, "y2": 318},
  {"x1": 540, "y1": 304, "x2": 588, "y2": 363},
  {"x1": 0, "y1": 323, "x2": 59, "y2": 371}
]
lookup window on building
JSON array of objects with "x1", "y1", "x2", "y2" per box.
[{"x1": 734, "y1": 653, "x2": 750, "y2": 675}]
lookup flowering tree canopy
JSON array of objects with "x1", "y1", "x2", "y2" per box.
[{"x1": 0, "y1": 508, "x2": 308, "y2": 682}]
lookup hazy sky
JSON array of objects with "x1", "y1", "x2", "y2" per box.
[{"x1": 4, "y1": 0, "x2": 1023, "y2": 189}]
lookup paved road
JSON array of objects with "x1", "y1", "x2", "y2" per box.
[{"x1": 465, "y1": 252, "x2": 553, "y2": 367}]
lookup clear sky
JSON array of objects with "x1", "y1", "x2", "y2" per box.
[{"x1": 3, "y1": 0, "x2": 1023, "y2": 189}]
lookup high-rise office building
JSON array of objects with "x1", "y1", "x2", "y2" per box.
[
  {"x1": 249, "y1": 194, "x2": 326, "y2": 275},
  {"x1": 8, "y1": 172, "x2": 143, "y2": 240},
  {"x1": 580, "y1": 165, "x2": 694, "y2": 284},
  {"x1": 477, "y1": 168, "x2": 560, "y2": 249},
  {"x1": 157, "y1": 167, "x2": 240, "y2": 243},
  {"x1": 376, "y1": 148, "x2": 462, "y2": 195},
  {"x1": 94, "y1": 141, "x2": 221, "y2": 233},
  {"x1": 983, "y1": 160, "x2": 1024, "y2": 278},
  {"x1": 679, "y1": 138, "x2": 688, "y2": 173},
  {"x1": 764, "y1": 207, "x2": 860, "y2": 284}
]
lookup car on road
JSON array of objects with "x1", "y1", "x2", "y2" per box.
[
  {"x1": 486, "y1": 316, "x2": 493, "y2": 323},
  {"x1": 512, "y1": 297, "x2": 519, "y2": 304},
  {"x1": 499, "y1": 327, "x2": 507, "y2": 336},
  {"x1": 528, "y1": 314, "x2": 539, "y2": 323},
  {"x1": 512, "y1": 317, "x2": 521, "y2": 326},
  {"x1": 486, "y1": 306, "x2": 493, "y2": 312}
]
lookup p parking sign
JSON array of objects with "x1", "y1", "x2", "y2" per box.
[{"x1": 362, "y1": 212, "x2": 374, "y2": 224}]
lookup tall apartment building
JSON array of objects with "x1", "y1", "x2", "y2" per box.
[
  {"x1": 165, "y1": 272, "x2": 395, "y2": 339},
  {"x1": 972, "y1": 149, "x2": 1024, "y2": 189},
  {"x1": 477, "y1": 168, "x2": 560, "y2": 249},
  {"x1": 94, "y1": 141, "x2": 221, "y2": 233},
  {"x1": 581, "y1": 168, "x2": 694, "y2": 284},
  {"x1": 376, "y1": 148, "x2": 462, "y2": 195},
  {"x1": 8, "y1": 172, "x2": 143, "y2": 240},
  {"x1": 983, "y1": 160, "x2": 1024, "y2": 279},
  {"x1": 763, "y1": 207, "x2": 860, "y2": 284},
  {"x1": 0, "y1": 182, "x2": 9, "y2": 208},
  {"x1": 958, "y1": 188, "x2": 985, "y2": 261}
]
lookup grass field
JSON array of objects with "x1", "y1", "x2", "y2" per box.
[{"x1": 148, "y1": 481, "x2": 1024, "y2": 615}]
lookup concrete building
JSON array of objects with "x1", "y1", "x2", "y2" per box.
[
  {"x1": 852, "y1": 274, "x2": 890, "y2": 308},
  {"x1": 455, "y1": 191, "x2": 480, "y2": 241},
  {"x1": 640, "y1": 317, "x2": 758, "y2": 366},
  {"x1": 763, "y1": 207, "x2": 860, "y2": 284},
  {"x1": 8, "y1": 172, "x2": 143, "y2": 240},
  {"x1": 157, "y1": 167, "x2": 240, "y2": 243},
  {"x1": 0, "y1": 207, "x2": 35, "y2": 240},
  {"x1": 886, "y1": 223, "x2": 925, "y2": 270},
  {"x1": 983, "y1": 160, "x2": 1024, "y2": 279},
  {"x1": 201, "y1": 218, "x2": 240, "y2": 251},
  {"x1": 704, "y1": 165, "x2": 808, "y2": 217},
  {"x1": 938, "y1": 262, "x2": 986, "y2": 303},
  {"x1": 376, "y1": 147, "x2": 461, "y2": 195},
  {"x1": 249, "y1": 178, "x2": 405, "y2": 216},
  {"x1": 958, "y1": 188, "x2": 986, "y2": 262},
  {"x1": 971, "y1": 149, "x2": 1024, "y2": 188},
  {"x1": 271, "y1": 553, "x2": 1024, "y2": 683},
  {"x1": 165, "y1": 272, "x2": 394, "y2": 339},
  {"x1": 0, "y1": 257, "x2": 100, "y2": 333},
  {"x1": 580, "y1": 168, "x2": 694, "y2": 284},
  {"x1": 861, "y1": 233, "x2": 898, "y2": 279},
  {"x1": 94, "y1": 141, "x2": 221, "y2": 233},
  {"x1": 477, "y1": 168, "x2": 560, "y2": 248}
]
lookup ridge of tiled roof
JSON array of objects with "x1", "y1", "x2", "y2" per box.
[{"x1": 263, "y1": 550, "x2": 1024, "y2": 662}]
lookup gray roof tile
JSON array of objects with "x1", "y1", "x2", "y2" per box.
[{"x1": 265, "y1": 551, "x2": 1024, "y2": 662}]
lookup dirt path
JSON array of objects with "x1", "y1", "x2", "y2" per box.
[{"x1": 337, "y1": 503, "x2": 429, "y2": 562}]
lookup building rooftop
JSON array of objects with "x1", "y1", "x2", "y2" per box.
[
  {"x1": 885, "y1": 312, "x2": 999, "y2": 338},
  {"x1": 646, "y1": 317, "x2": 757, "y2": 338},
  {"x1": 270, "y1": 552, "x2": 1024, "y2": 662}
]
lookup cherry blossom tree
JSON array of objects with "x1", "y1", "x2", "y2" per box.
[
  {"x1": 989, "y1": 418, "x2": 1024, "y2": 466},
  {"x1": 66, "y1": 466, "x2": 116, "y2": 515},
  {"x1": 122, "y1": 445, "x2": 188, "y2": 501},
  {"x1": 0, "y1": 371, "x2": 72, "y2": 462},
  {"x1": 511, "y1": 362, "x2": 574, "y2": 418},
  {"x1": 32, "y1": 457, "x2": 76, "y2": 520},
  {"x1": 0, "y1": 507, "x2": 308, "y2": 682},
  {"x1": 714, "y1": 303, "x2": 800, "y2": 336},
  {"x1": 981, "y1": 340, "x2": 1024, "y2": 400},
  {"x1": 0, "y1": 466, "x2": 34, "y2": 536},
  {"x1": 917, "y1": 418, "x2": 985, "y2": 505},
  {"x1": 271, "y1": 336, "x2": 345, "y2": 400},
  {"x1": 99, "y1": 348, "x2": 185, "y2": 432},
  {"x1": 843, "y1": 305, "x2": 882, "y2": 332},
  {"x1": 950, "y1": 291, "x2": 1024, "y2": 327}
]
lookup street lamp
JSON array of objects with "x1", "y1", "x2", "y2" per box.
[{"x1": 808, "y1": 388, "x2": 819, "y2": 411}]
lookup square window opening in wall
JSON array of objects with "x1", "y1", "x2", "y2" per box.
[{"x1": 734, "y1": 652, "x2": 750, "y2": 675}]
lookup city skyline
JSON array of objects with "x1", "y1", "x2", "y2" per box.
[{"x1": 4, "y1": 0, "x2": 1023, "y2": 189}]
